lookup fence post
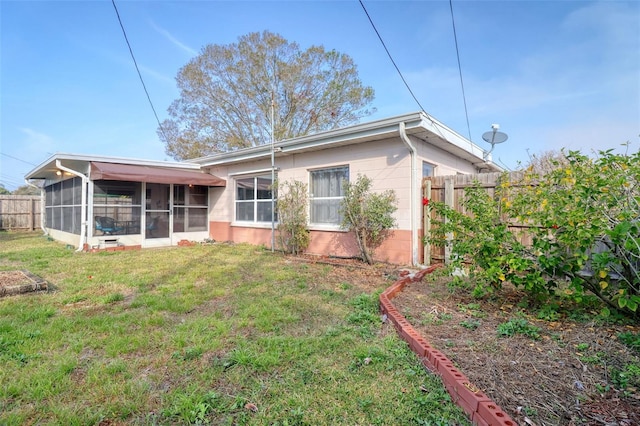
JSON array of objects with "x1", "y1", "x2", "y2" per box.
[
  {"x1": 30, "y1": 197, "x2": 35, "y2": 230},
  {"x1": 423, "y1": 179, "x2": 432, "y2": 265},
  {"x1": 444, "y1": 177, "x2": 454, "y2": 265}
]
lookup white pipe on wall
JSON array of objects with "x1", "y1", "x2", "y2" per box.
[{"x1": 398, "y1": 122, "x2": 419, "y2": 266}]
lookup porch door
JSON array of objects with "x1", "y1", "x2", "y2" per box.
[{"x1": 144, "y1": 183, "x2": 172, "y2": 247}]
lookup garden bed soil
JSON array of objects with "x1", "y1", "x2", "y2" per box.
[
  {"x1": 392, "y1": 273, "x2": 640, "y2": 426},
  {"x1": 0, "y1": 270, "x2": 48, "y2": 297}
]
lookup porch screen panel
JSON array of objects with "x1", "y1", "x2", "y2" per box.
[
  {"x1": 173, "y1": 185, "x2": 208, "y2": 232},
  {"x1": 93, "y1": 180, "x2": 142, "y2": 235},
  {"x1": 61, "y1": 207, "x2": 73, "y2": 233},
  {"x1": 44, "y1": 177, "x2": 84, "y2": 235}
]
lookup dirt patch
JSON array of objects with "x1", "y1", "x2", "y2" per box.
[
  {"x1": 392, "y1": 273, "x2": 640, "y2": 426},
  {"x1": 0, "y1": 270, "x2": 48, "y2": 297}
]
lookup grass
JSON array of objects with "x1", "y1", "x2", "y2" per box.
[
  {"x1": 496, "y1": 318, "x2": 541, "y2": 340},
  {"x1": 0, "y1": 231, "x2": 469, "y2": 425}
]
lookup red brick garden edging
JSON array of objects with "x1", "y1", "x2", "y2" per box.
[{"x1": 380, "y1": 264, "x2": 517, "y2": 426}]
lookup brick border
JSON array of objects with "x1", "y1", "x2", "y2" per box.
[
  {"x1": 381, "y1": 264, "x2": 517, "y2": 426},
  {"x1": 83, "y1": 243, "x2": 142, "y2": 253}
]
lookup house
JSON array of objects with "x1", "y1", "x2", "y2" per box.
[{"x1": 25, "y1": 111, "x2": 500, "y2": 265}]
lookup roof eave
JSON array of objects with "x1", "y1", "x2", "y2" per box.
[
  {"x1": 25, "y1": 153, "x2": 200, "y2": 181},
  {"x1": 192, "y1": 111, "x2": 498, "y2": 170}
]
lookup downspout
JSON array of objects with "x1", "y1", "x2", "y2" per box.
[
  {"x1": 56, "y1": 160, "x2": 88, "y2": 252},
  {"x1": 399, "y1": 122, "x2": 419, "y2": 266},
  {"x1": 24, "y1": 179, "x2": 47, "y2": 235}
]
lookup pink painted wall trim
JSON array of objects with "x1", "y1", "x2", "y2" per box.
[{"x1": 210, "y1": 221, "x2": 413, "y2": 265}]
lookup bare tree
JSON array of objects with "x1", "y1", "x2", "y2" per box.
[
  {"x1": 524, "y1": 150, "x2": 569, "y2": 175},
  {"x1": 160, "y1": 31, "x2": 375, "y2": 160}
]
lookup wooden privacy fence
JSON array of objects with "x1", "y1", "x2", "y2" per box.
[
  {"x1": 0, "y1": 196, "x2": 42, "y2": 231},
  {"x1": 422, "y1": 172, "x2": 533, "y2": 265}
]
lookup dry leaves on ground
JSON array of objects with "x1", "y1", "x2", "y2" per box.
[{"x1": 392, "y1": 274, "x2": 640, "y2": 426}]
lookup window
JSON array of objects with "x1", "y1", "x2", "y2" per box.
[
  {"x1": 93, "y1": 180, "x2": 142, "y2": 235},
  {"x1": 44, "y1": 177, "x2": 83, "y2": 234},
  {"x1": 235, "y1": 174, "x2": 275, "y2": 223},
  {"x1": 310, "y1": 166, "x2": 349, "y2": 225},
  {"x1": 173, "y1": 185, "x2": 208, "y2": 232},
  {"x1": 423, "y1": 162, "x2": 435, "y2": 178}
]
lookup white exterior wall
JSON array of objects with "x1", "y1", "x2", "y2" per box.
[
  {"x1": 26, "y1": 113, "x2": 498, "y2": 260},
  {"x1": 207, "y1": 133, "x2": 483, "y2": 233},
  {"x1": 205, "y1": 138, "x2": 411, "y2": 231},
  {"x1": 415, "y1": 138, "x2": 479, "y2": 176}
]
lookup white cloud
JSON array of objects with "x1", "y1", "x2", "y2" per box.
[
  {"x1": 19, "y1": 127, "x2": 56, "y2": 156},
  {"x1": 138, "y1": 64, "x2": 175, "y2": 86},
  {"x1": 149, "y1": 19, "x2": 198, "y2": 57}
]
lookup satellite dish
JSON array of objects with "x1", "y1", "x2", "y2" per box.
[{"x1": 482, "y1": 124, "x2": 508, "y2": 159}]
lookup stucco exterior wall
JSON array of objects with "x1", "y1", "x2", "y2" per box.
[
  {"x1": 415, "y1": 137, "x2": 480, "y2": 176},
  {"x1": 206, "y1": 133, "x2": 481, "y2": 264}
]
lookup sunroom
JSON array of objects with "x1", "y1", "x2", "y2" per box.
[{"x1": 25, "y1": 154, "x2": 225, "y2": 251}]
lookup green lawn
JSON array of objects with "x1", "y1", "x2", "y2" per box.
[{"x1": 0, "y1": 232, "x2": 468, "y2": 425}]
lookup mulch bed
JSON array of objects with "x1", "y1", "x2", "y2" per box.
[{"x1": 392, "y1": 273, "x2": 640, "y2": 426}]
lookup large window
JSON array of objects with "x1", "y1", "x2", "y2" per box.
[
  {"x1": 44, "y1": 177, "x2": 83, "y2": 234},
  {"x1": 93, "y1": 181, "x2": 142, "y2": 235},
  {"x1": 310, "y1": 166, "x2": 349, "y2": 225},
  {"x1": 235, "y1": 174, "x2": 275, "y2": 223},
  {"x1": 173, "y1": 185, "x2": 208, "y2": 232}
]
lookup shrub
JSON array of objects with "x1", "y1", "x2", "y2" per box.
[
  {"x1": 427, "y1": 181, "x2": 549, "y2": 297},
  {"x1": 275, "y1": 179, "x2": 310, "y2": 255},
  {"x1": 428, "y1": 148, "x2": 639, "y2": 319},
  {"x1": 506, "y1": 149, "x2": 639, "y2": 317},
  {"x1": 340, "y1": 174, "x2": 397, "y2": 264}
]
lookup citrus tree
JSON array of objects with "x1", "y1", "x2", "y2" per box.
[
  {"x1": 506, "y1": 149, "x2": 639, "y2": 316},
  {"x1": 427, "y1": 148, "x2": 639, "y2": 318},
  {"x1": 426, "y1": 180, "x2": 550, "y2": 299}
]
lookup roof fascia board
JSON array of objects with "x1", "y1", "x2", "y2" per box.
[
  {"x1": 193, "y1": 112, "x2": 427, "y2": 167},
  {"x1": 419, "y1": 115, "x2": 487, "y2": 160},
  {"x1": 26, "y1": 153, "x2": 200, "y2": 180}
]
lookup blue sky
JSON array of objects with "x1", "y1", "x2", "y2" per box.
[{"x1": 1, "y1": 0, "x2": 638, "y2": 191}]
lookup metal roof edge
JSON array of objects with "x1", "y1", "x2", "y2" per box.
[
  {"x1": 192, "y1": 111, "x2": 495, "y2": 169},
  {"x1": 418, "y1": 114, "x2": 489, "y2": 161},
  {"x1": 26, "y1": 153, "x2": 199, "y2": 179},
  {"x1": 191, "y1": 112, "x2": 432, "y2": 166}
]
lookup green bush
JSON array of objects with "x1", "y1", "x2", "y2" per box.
[
  {"x1": 506, "y1": 149, "x2": 640, "y2": 317},
  {"x1": 276, "y1": 179, "x2": 310, "y2": 255},
  {"x1": 341, "y1": 174, "x2": 397, "y2": 264},
  {"x1": 427, "y1": 148, "x2": 639, "y2": 319}
]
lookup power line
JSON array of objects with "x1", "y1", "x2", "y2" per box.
[
  {"x1": 1, "y1": 152, "x2": 37, "y2": 166},
  {"x1": 358, "y1": 1, "x2": 447, "y2": 141},
  {"x1": 0, "y1": 175, "x2": 27, "y2": 189},
  {"x1": 449, "y1": 0, "x2": 473, "y2": 143},
  {"x1": 358, "y1": 0, "x2": 427, "y2": 115},
  {"x1": 111, "y1": 0, "x2": 168, "y2": 142}
]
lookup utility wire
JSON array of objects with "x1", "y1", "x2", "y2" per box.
[
  {"x1": 111, "y1": 0, "x2": 168, "y2": 142},
  {"x1": 1, "y1": 152, "x2": 37, "y2": 166},
  {"x1": 358, "y1": 0, "x2": 446, "y2": 140},
  {"x1": 449, "y1": 0, "x2": 473, "y2": 143},
  {"x1": 358, "y1": 0, "x2": 427, "y2": 114}
]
